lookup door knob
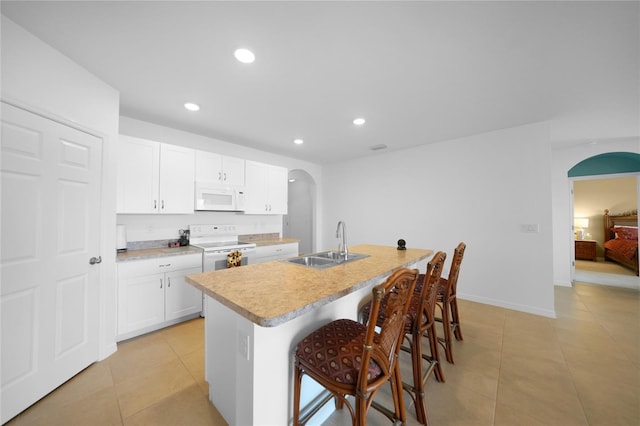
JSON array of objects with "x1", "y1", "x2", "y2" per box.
[{"x1": 89, "y1": 256, "x2": 102, "y2": 265}]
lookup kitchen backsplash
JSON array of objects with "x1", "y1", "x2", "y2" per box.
[
  {"x1": 127, "y1": 239, "x2": 176, "y2": 250},
  {"x1": 238, "y1": 233, "x2": 280, "y2": 242},
  {"x1": 117, "y1": 211, "x2": 283, "y2": 243}
]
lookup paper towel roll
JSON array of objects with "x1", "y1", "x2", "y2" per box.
[{"x1": 116, "y1": 225, "x2": 127, "y2": 252}]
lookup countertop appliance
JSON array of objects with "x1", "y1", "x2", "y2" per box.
[
  {"x1": 116, "y1": 225, "x2": 127, "y2": 252},
  {"x1": 189, "y1": 224, "x2": 256, "y2": 272}
]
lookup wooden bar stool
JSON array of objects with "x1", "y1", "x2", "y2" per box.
[
  {"x1": 293, "y1": 268, "x2": 419, "y2": 425},
  {"x1": 361, "y1": 251, "x2": 447, "y2": 425},
  {"x1": 434, "y1": 242, "x2": 466, "y2": 364}
]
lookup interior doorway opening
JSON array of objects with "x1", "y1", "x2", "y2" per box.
[
  {"x1": 284, "y1": 169, "x2": 315, "y2": 255},
  {"x1": 568, "y1": 152, "x2": 640, "y2": 288}
]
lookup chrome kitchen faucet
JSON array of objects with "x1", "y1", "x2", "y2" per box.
[{"x1": 336, "y1": 220, "x2": 348, "y2": 260}]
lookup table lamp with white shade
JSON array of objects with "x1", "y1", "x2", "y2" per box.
[{"x1": 574, "y1": 217, "x2": 589, "y2": 240}]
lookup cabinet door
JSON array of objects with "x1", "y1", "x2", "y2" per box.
[
  {"x1": 244, "y1": 160, "x2": 269, "y2": 214},
  {"x1": 222, "y1": 156, "x2": 245, "y2": 187},
  {"x1": 159, "y1": 144, "x2": 195, "y2": 213},
  {"x1": 267, "y1": 165, "x2": 288, "y2": 214},
  {"x1": 165, "y1": 267, "x2": 203, "y2": 321},
  {"x1": 117, "y1": 135, "x2": 159, "y2": 213},
  {"x1": 195, "y1": 150, "x2": 223, "y2": 183},
  {"x1": 117, "y1": 272, "x2": 165, "y2": 334}
]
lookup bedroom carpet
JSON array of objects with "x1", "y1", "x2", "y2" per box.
[
  {"x1": 6, "y1": 283, "x2": 639, "y2": 426},
  {"x1": 575, "y1": 259, "x2": 639, "y2": 289}
]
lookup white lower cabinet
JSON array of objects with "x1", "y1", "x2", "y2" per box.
[
  {"x1": 252, "y1": 242, "x2": 299, "y2": 264},
  {"x1": 117, "y1": 253, "x2": 202, "y2": 340}
]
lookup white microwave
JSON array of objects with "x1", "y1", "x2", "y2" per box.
[{"x1": 195, "y1": 183, "x2": 245, "y2": 211}]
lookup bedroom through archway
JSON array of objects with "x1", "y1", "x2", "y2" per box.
[{"x1": 569, "y1": 152, "x2": 640, "y2": 288}]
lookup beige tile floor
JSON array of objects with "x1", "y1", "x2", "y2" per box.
[{"x1": 7, "y1": 282, "x2": 640, "y2": 426}]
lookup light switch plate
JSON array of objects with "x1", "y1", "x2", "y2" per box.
[{"x1": 520, "y1": 224, "x2": 540, "y2": 233}]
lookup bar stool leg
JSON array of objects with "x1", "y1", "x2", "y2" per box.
[
  {"x1": 451, "y1": 297, "x2": 463, "y2": 341},
  {"x1": 409, "y1": 333, "x2": 428, "y2": 425},
  {"x1": 293, "y1": 361, "x2": 302, "y2": 426},
  {"x1": 428, "y1": 325, "x2": 445, "y2": 382},
  {"x1": 439, "y1": 297, "x2": 455, "y2": 364},
  {"x1": 393, "y1": 363, "x2": 407, "y2": 423}
]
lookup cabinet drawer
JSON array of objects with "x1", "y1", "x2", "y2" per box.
[{"x1": 118, "y1": 253, "x2": 202, "y2": 278}]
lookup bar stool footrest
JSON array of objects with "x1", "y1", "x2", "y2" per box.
[{"x1": 298, "y1": 389, "x2": 334, "y2": 425}]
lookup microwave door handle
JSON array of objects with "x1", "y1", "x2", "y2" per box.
[{"x1": 235, "y1": 189, "x2": 244, "y2": 211}]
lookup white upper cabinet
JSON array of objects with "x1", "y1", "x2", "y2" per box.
[
  {"x1": 267, "y1": 165, "x2": 288, "y2": 214},
  {"x1": 117, "y1": 135, "x2": 195, "y2": 214},
  {"x1": 117, "y1": 136, "x2": 158, "y2": 214},
  {"x1": 159, "y1": 143, "x2": 196, "y2": 213},
  {"x1": 195, "y1": 150, "x2": 245, "y2": 187},
  {"x1": 244, "y1": 160, "x2": 288, "y2": 214}
]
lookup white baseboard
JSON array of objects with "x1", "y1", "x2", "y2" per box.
[
  {"x1": 99, "y1": 342, "x2": 117, "y2": 361},
  {"x1": 457, "y1": 293, "x2": 556, "y2": 318}
]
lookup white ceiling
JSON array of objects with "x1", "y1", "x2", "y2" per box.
[{"x1": 2, "y1": 1, "x2": 638, "y2": 164}]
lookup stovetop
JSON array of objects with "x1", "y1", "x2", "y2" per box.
[
  {"x1": 188, "y1": 224, "x2": 256, "y2": 252},
  {"x1": 191, "y1": 241, "x2": 255, "y2": 251}
]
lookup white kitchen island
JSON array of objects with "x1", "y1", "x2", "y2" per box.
[{"x1": 186, "y1": 244, "x2": 433, "y2": 425}]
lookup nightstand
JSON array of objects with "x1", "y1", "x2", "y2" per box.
[{"x1": 575, "y1": 240, "x2": 597, "y2": 261}]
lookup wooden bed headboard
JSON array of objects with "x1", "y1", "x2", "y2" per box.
[{"x1": 603, "y1": 209, "x2": 638, "y2": 242}]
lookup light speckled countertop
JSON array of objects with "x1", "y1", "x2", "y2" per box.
[
  {"x1": 116, "y1": 245, "x2": 203, "y2": 262},
  {"x1": 186, "y1": 244, "x2": 433, "y2": 327},
  {"x1": 115, "y1": 238, "x2": 298, "y2": 262}
]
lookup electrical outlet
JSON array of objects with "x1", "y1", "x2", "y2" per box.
[{"x1": 238, "y1": 333, "x2": 250, "y2": 361}]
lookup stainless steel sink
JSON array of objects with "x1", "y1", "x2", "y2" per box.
[
  {"x1": 284, "y1": 251, "x2": 369, "y2": 269},
  {"x1": 286, "y1": 256, "x2": 337, "y2": 267},
  {"x1": 313, "y1": 251, "x2": 368, "y2": 262}
]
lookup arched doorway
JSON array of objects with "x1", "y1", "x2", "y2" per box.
[
  {"x1": 568, "y1": 152, "x2": 640, "y2": 178},
  {"x1": 568, "y1": 152, "x2": 640, "y2": 287},
  {"x1": 284, "y1": 169, "x2": 315, "y2": 255}
]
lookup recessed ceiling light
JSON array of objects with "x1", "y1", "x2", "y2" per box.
[
  {"x1": 288, "y1": 178, "x2": 296, "y2": 183},
  {"x1": 184, "y1": 102, "x2": 200, "y2": 112},
  {"x1": 234, "y1": 48, "x2": 255, "y2": 64},
  {"x1": 353, "y1": 117, "x2": 366, "y2": 126},
  {"x1": 293, "y1": 139, "x2": 304, "y2": 145}
]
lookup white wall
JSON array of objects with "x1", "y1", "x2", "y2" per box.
[
  {"x1": 322, "y1": 122, "x2": 555, "y2": 317},
  {"x1": 1, "y1": 16, "x2": 121, "y2": 359},
  {"x1": 551, "y1": 138, "x2": 640, "y2": 286},
  {"x1": 118, "y1": 116, "x2": 323, "y2": 246}
]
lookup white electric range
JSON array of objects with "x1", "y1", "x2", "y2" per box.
[{"x1": 189, "y1": 224, "x2": 256, "y2": 272}]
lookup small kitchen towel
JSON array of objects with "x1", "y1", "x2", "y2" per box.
[{"x1": 227, "y1": 250, "x2": 242, "y2": 268}]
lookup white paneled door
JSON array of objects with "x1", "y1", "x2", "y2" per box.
[{"x1": 1, "y1": 102, "x2": 102, "y2": 423}]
